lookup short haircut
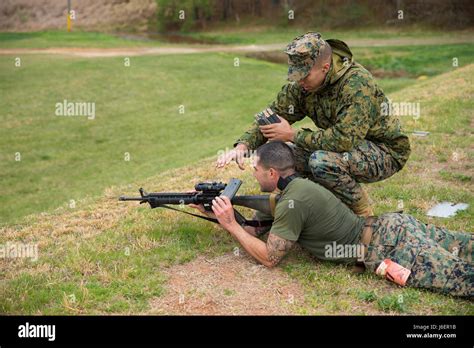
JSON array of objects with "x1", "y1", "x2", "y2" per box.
[
  {"x1": 315, "y1": 44, "x2": 332, "y2": 67},
  {"x1": 256, "y1": 141, "x2": 295, "y2": 172}
]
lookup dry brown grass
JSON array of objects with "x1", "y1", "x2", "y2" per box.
[{"x1": 0, "y1": 156, "x2": 258, "y2": 280}]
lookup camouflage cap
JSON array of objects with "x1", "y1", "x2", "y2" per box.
[{"x1": 284, "y1": 32, "x2": 328, "y2": 81}]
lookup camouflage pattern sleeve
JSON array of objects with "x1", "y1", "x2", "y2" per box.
[
  {"x1": 268, "y1": 82, "x2": 307, "y2": 123},
  {"x1": 294, "y1": 75, "x2": 374, "y2": 152},
  {"x1": 233, "y1": 120, "x2": 266, "y2": 150},
  {"x1": 234, "y1": 82, "x2": 306, "y2": 150}
]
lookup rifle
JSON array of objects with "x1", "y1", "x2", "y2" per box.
[{"x1": 119, "y1": 178, "x2": 278, "y2": 228}]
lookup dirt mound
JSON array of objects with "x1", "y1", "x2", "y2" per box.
[
  {"x1": 0, "y1": 0, "x2": 156, "y2": 32},
  {"x1": 148, "y1": 252, "x2": 305, "y2": 315}
]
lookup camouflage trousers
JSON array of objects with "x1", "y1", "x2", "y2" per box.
[
  {"x1": 289, "y1": 141, "x2": 401, "y2": 208},
  {"x1": 364, "y1": 213, "x2": 474, "y2": 297}
]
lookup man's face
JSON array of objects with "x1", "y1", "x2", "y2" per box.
[
  {"x1": 297, "y1": 61, "x2": 330, "y2": 92},
  {"x1": 252, "y1": 158, "x2": 278, "y2": 193}
]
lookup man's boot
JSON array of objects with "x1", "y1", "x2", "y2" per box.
[{"x1": 350, "y1": 188, "x2": 374, "y2": 217}]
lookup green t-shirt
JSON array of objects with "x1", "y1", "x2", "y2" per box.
[{"x1": 270, "y1": 177, "x2": 365, "y2": 263}]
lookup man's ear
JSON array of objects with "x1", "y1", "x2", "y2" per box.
[
  {"x1": 269, "y1": 168, "x2": 279, "y2": 179},
  {"x1": 322, "y1": 62, "x2": 330, "y2": 73}
]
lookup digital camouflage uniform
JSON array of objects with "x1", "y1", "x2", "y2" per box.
[
  {"x1": 364, "y1": 213, "x2": 473, "y2": 297},
  {"x1": 235, "y1": 32, "x2": 411, "y2": 211}
]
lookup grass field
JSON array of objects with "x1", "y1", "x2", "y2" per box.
[
  {"x1": 2, "y1": 41, "x2": 473, "y2": 225},
  {"x1": 187, "y1": 27, "x2": 474, "y2": 45},
  {"x1": 0, "y1": 31, "x2": 165, "y2": 48},
  {"x1": 1, "y1": 28, "x2": 473, "y2": 49},
  {"x1": 0, "y1": 52, "x2": 288, "y2": 224},
  {"x1": 0, "y1": 31, "x2": 473, "y2": 314}
]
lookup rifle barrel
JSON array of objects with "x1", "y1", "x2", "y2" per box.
[
  {"x1": 119, "y1": 196, "x2": 144, "y2": 201},
  {"x1": 119, "y1": 192, "x2": 279, "y2": 215}
]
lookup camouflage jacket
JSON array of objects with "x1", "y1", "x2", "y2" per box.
[{"x1": 235, "y1": 39, "x2": 411, "y2": 168}]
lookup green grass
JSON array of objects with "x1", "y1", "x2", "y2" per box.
[
  {"x1": 187, "y1": 27, "x2": 474, "y2": 45},
  {"x1": 2, "y1": 28, "x2": 473, "y2": 49},
  {"x1": 0, "y1": 161, "x2": 239, "y2": 314},
  {"x1": 0, "y1": 31, "x2": 165, "y2": 49},
  {"x1": 1, "y1": 42, "x2": 472, "y2": 224},
  {"x1": 353, "y1": 44, "x2": 474, "y2": 77},
  {"x1": 4, "y1": 43, "x2": 468, "y2": 224},
  {"x1": 0, "y1": 52, "x2": 287, "y2": 224},
  {"x1": 0, "y1": 38, "x2": 473, "y2": 314}
]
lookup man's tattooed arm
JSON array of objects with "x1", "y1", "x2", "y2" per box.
[{"x1": 266, "y1": 233, "x2": 295, "y2": 267}]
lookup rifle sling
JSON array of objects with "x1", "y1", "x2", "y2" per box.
[{"x1": 158, "y1": 204, "x2": 273, "y2": 228}]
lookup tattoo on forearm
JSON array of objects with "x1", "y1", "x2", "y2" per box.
[{"x1": 266, "y1": 233, "x2": 295, "y2": 266}]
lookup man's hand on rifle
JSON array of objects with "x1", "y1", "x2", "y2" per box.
[
  {"x1": 188, "y1": 203, "x2": 217, "y2": 219},
  {"x1": 216, "y1": 143, "x2": 248, "y2": 170},
  {"x1": 190, "y1": 198, "x2": 257, "y2": 236},
  {"x1": 211, "y1": 196, "x2": 238, "y2": 231}
]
